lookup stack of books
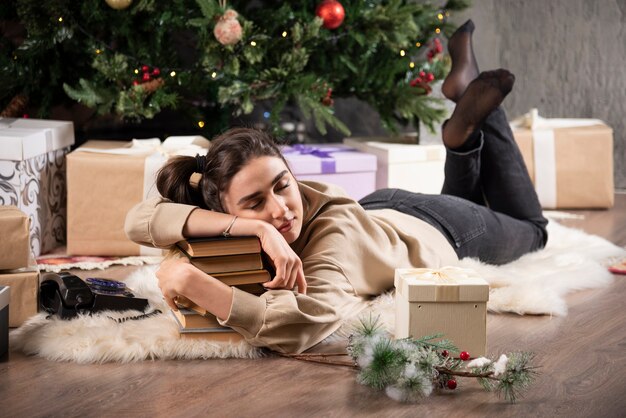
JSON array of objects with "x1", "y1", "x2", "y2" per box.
[{"x1": 171, "y1": 236, "x2": 273, "y2": 341}]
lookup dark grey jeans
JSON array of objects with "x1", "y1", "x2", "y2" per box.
[{"x1": 359, "y1": 107, "x2": 548, "y2": 265}]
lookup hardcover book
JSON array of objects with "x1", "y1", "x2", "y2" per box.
[{"x1": 176, "y1": 236, "x2": 261, "y2": 257}]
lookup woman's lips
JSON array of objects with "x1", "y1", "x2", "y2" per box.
[{"x1": 278, "y1": 219, "x2": 294, "y2": 233}]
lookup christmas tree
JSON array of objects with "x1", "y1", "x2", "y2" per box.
[{"x1": 1, "y1": 0, "x2": 469, "y2": 137}]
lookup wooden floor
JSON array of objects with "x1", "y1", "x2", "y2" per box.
[{"x1": 1, "y1": 194, "x2": 625, "y2": 418}]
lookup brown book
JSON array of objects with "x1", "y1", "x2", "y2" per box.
[
  {"x1": 212, "y1": 269, "x2": 271, "y2": 286},
  {"x1": 176, "y1": 236, "x2": 261, "y2": 257},
  {"x1": 188, "y1": 253, "x2": 264, "y2": 274},
  {"x1": 234, "y1": 283, "x2": 267, "y2": 295},
  {"x1": 171, "y1": 308, "x2": 220, "y2": 329},
  {"x1": 179, "y1": 330, "x2": 245, "y2": 343}
]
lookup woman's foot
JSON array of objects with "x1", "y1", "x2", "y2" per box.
[
  {"x1": 442, "y1": 69, "x2": 515, "y2": 149},
  {"x1": 441, "y1": 19, "x2": 479, "y2": 103}
]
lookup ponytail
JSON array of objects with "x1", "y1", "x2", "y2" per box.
[{"x1": 156, "y1": 156, "x2": 205, "y2": 207}]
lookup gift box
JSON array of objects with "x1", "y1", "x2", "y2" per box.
[
  {"x1": 0, "y1": 117, "x2": 75, "y2": 256},
  {"x1": 343, "y1": 137, "x2": 446, "y2": 195},
  {"x1": 281, "y1": 144, "x2": 377, "y2": 201},
  {"x1": 0, "y1": 266, "x2": 39, "y2": 327},
  {"x1": 66, "y1": 137, "x2": 210, "y2": 256},
  {"x1": 395, "y1": 267, "x2": 489, "y2": 356},
  {"x1": 0, "y1": 206, "x2": 31, "y2": 270},
  {"x1": 511, "y1": 109, "x2": 614, "y2": 209},
  {"x1": 0, "y1": 286, "x2": 9, "y2": 357}
]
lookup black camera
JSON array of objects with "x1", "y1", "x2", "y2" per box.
[{"x1": 40, "y1": 272, "x2": 149, "y2": 319}]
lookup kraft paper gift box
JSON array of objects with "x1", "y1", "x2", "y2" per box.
[
  {"x1": 510, "y1": 109, "x2": 614, "y2": 209},
  {"x1": 0, "y1": 206, "x2": 30, "y2": 270},
  {"x1": 0, "y1": 117, "x2": 75, "y2": 256},
  {"x1": 395, "y1": 267, "x2": 489, "y2": 356},
  {"x1": 343, "y1": 137, "x2": 446, "y2": 195},
  {"x1": 281, "y1": 144, "x2": 377, "y2": 201},
  {"x1": 0, "y1": 265, "x2": 39, "y2": 327},
  {"x1": 0, "y1": 286, "x2": 8, "y2": 356},
  {"x1": 66, "y1": 136, "x2": 210, "y2": 256}
]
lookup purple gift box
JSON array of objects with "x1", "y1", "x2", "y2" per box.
[{"x1": 281, "y1": 144, "x2": 377, "y2": 201}]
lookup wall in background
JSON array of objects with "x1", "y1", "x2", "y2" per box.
[{"x1": 456, "y1": 0, "x2": 626, "y2": 189}]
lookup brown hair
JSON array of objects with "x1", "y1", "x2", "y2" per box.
[{"x1": 156, "y1": 127, "x2": 288, "y2": 212}]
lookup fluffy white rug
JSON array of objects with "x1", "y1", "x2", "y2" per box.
[{"x1": 10, "y1": 221, "x2": 624, "y2": 363}]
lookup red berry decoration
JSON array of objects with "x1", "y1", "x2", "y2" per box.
[
  {"x1": 152, "y1": 67, "x2": 160, "y2": 76},
  {"x1": 459, "y1": 351, "x2": 470, "y2": 361},
  {"x1": 447, "y1": 379, "x2": 457, "y2": 390},
  {"x1": 316, "y1": 0, "x2": 345, "y2": 30},
  {"x1": 141, "y1": 65, "x2": 150, "y2": 73},
  {"x1": 132, "y1": 80, "x2": 139, "y2": 86},
  {"x1": 142, "y1": 72, "x2": 151, "y2": 82},
  {"x1": 425, "y1": 73, "x2": 435, "y2": 82},
  {"x1": 441, "y1": 350, "x2": 449, "y2": 357}
]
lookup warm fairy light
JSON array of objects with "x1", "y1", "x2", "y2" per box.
[
  {"x1": 282, "y1": 31, "x2": 288, "y2": 37},
  {"x1": 437, "y1": 13, "x2": 444, "y2": 20},
  {"x1": 134, "y1": 69, "x2": 139, "y2": 74},
  {"x1": 95, "y1": 49, "x2": 102, "y2": 54},
  {"x1": 445, "y1": 11, "x2": 450, "y2": 17},
  {"x1": 250, "y1": 41, "x2": 257, "y2": 46},
  {"x1": 211, "y1": 71, "x2": 217, "y2": 78},
  {"x1": 198, "y1": 121, "x2": 205, "y2": 128},
  {"x1": 58, "y1": 17, "x2": 63, "y2": 22},
  {"x1": 400, "y1": 49, "x2": 406, "y2": 57},
  {"x1": 170, "y1": 71, "x2": 176, "y2": 77},
  {"x1": 435, "y1": 28, "x2": 441, "y2": 34},
  {"x1": 416, "y1": 42, "x2": 421, "y2": 47},
  {"x1": 409, "y1": 62, "x2": 415, "y2": 68}
]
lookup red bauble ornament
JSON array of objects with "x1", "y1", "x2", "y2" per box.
[
  {"x1": 316, "y1": 0, "x2": 345, "y2": 30},
  {"x1": 142, "y1": 72, "x2": 151, "y2": 82},
  {"x1": 459, "y1": 351, "x2": 470, "y2": 361},
  {"x1": 141, "y1": 65, "x2": 150, "y2": 73},
  {"x1": 447, "y1": 379, "x2": 457, "y2": 390},
  {"x1": 152, "y1": 67, "x2": 160, "y2": 76}
]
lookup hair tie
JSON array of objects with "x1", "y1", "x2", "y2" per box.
[{"x1": 195, "y1": 154, "x2": 207, "y2": 173}]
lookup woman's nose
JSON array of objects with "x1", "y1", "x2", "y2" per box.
[{"x1": 269, "y1": 195, "x2": 288, "y2": 219}]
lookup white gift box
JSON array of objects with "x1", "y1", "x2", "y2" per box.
[
  {"x1": 281, "y1": 144, "x2": 377, "y2": 201},
  {"x1": 343, "y1": 137, "x2": 446, "y2": 194},
  {"x1": 0, "y1": 118, "x2": 75, "y2": 256}
]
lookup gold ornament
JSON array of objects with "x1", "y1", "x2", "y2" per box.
[{"x1": 105, "y1": 0, "x2": 133, "y2": 10}]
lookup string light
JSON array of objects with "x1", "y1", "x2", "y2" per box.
[
  {"x1": 95, "y1": 49, "x2": 102, "y2": 54},
  {"x1": 400, "y1": 49, "x2": 406, "y2": 57},
  {"x1": 198, "y1": 121, "x2": 205, "y2": 128},
  {"x1": 58, "y1": 17, "x2": 63, "y2": 23},
  {"x1": 170, "y1": 71, "x2": 176, "y2": 77},
  {"x1": 415, "y1": 42, "x2": 422, "y2": 47},
  {"x1": 134, "y1": 69, "x2": 139, "y2": 74},
  {"x1": 437, "y1": 13, "x2": 444, "y2": 20},
  {"x1": 282, "y1": 31, "x2": 288, "y2": 37},
  {"x1": 250, "y1": 41, "x2": 257, "y2": 46},
  {"x1": 409, "y1": 62, "x2": 415, "y2": 68},
  {"x1": 211, "y1": 71, "x2": 217, "y2": 78},
  {"x1": 445, "y1": 11, "x2": 450, "y2": 17},
  {"x1": 435, "y1": 28, "x2": 441, "y2": 34}
]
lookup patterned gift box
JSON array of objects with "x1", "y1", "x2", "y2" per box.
[
  {"x1": 0, "y1": 118, "x2": 75, "y2": 256},
  {"x1": 281, "y1": 144, "x2": 377, "y2": 201},
  {"x1": 343, "y1": 137, "x2": 446, "y2": 195},
  {"x1": 66, "y1": 137, "x2": 209, "y2": 256},
  {"x1": 395, "y1": 267, "x2": 489, "y2": 356}
]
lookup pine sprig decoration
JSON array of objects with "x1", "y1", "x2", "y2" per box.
[{"x1": 346, "y1": 315, "x2": 538, "y2": 404}]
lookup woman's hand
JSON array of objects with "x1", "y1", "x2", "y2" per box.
[
  {"x1": 155, "y1": 257, "x2": 196, "y2": 311},
  {"x1": 257, "y1": 224, "x2": 307, "y2": 294}
]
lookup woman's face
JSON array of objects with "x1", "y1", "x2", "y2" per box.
[{"x1": 222, "y1": 156, "x2": 304, "y2": 244}]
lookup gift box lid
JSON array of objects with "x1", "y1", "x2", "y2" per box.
[
  {"x1": 0, "y1": 117, "x2": 75, "y2": 161},
  {"x1": 344, "y1": 137, "x2": 445, "y2": 164},
  {"x1": 281, "y1": 143, "x2": 376, "y2": 175},
  {"x1": 395, "y1": 267, "x2": 489, "y2": 302},
  {"x1": 0, "y1": 286, "x2": 9, "y2": 310}
]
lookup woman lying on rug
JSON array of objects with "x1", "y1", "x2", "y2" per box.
[{"x1": 125, "y1": 20, "x2": 548, "y2": 353}]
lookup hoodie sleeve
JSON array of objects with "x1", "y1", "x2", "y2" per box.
[{"x1": 124, "y1": 197, "x2": 197, "y2": 248}]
